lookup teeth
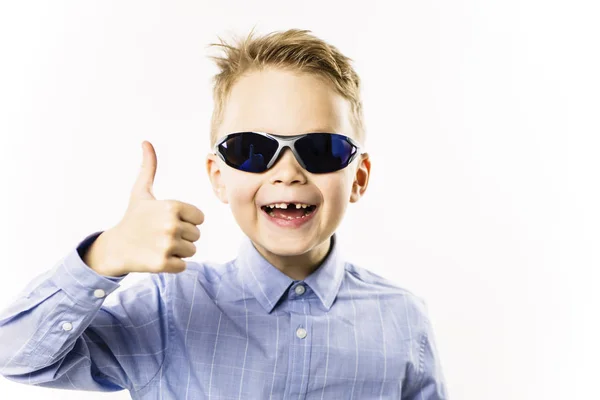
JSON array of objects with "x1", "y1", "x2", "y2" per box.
[
  {"x1": 284, "y1": 214, "x2": 307, "y2": 219},
  {"x1": 266, "y1": 204, "x2": 285, "y2": 208},
  {"x1": 266, "y1": 202, "x2": 312, "y2": 209},
  {"x1": 263, "y1": 204, "x2": 314, "y2": 219}
]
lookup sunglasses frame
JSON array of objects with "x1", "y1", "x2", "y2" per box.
[{"x1": 213, "y1": 131, "x2": 362, "y2": 173}]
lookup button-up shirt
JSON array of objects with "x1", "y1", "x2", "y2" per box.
[{"x1": 0, "y1": 231, "x2": 448, "y2": 399}]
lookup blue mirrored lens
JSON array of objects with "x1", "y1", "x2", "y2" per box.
[
  {"x1": 218, "y1": 132, "x2": 278, "y2": 172},
  {"x1": 295, "y1": 133, "x2": 356, "y2": 173}
]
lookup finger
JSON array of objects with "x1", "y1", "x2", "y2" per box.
[
  {"x1": 169, "y1": 239, "x2": 197, "y2": 259},
  {"x1": 178, "y1": 221, "x2": 201, "y2": 242},
  {"x1": 170, "y1": 201, "x2": 205, "y2": 225},
  {"x1": 164, "y1": 256, "x2": 187, "y2": 273},
  {"x1": 131, "y1": 141, "x2": 158, "y2": 202}
]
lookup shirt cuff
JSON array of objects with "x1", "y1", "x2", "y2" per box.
[{"x1": 50, "y1": 231, "x2": 128, "y2": 307}]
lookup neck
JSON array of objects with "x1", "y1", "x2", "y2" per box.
[{"x1": 253, "y1": 236, "x2": 332, "y2": 281}]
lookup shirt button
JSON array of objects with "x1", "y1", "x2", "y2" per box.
[
  {"x1": 62, "y1": 322, "x2": 73, "y2": 331},
  {"x1": 294, "y1": 285, "x2": 306, "y2": 295},
  {"x1": 296, "y1": 327, "x2": 307, "y2": 339},
  {"x1": 93, "y1": 289, "x2": 106, "y2": 298}
]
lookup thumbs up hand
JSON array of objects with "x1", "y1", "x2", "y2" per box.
[{"x1": 84, "y1": 141, "x2": 205, "y2": 276}]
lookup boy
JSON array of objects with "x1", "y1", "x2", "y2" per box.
[{"x1": 0, "y1": 28, "x2": 448, "y2": 399}]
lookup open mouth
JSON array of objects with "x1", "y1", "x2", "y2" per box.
[{"x1": 260, "y1": 202, "x2": 317, "y2": 220}]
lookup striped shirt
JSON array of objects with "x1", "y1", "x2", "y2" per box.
[{"x1": 0, "y1": 231, "x2": 448, "y2": 399}]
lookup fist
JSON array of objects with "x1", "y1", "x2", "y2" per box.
[{"x1": 100, "y1": 141, "x2": 205, "y2": 275}]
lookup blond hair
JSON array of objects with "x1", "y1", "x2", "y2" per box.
[{"x1": 206, "y1": 28, "x2": 365, "y2": 148}]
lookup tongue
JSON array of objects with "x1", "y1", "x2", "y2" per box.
[{"x1": 271, "y1": 208, "x2": 305, "y2": 219}]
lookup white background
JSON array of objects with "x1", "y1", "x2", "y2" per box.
[{"x1": 0, "y1": 1, "x2": 598, "y2": 399}]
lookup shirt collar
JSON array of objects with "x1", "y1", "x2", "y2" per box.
[{"x1": 236, "y1": 233, "x2": 346, "y2": 314}]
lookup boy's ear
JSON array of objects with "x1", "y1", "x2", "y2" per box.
[
  {"x1": 206, "y1": 153, "x2": 229, "y2": 204},
  {"x1": 350, "y1": 153, "x2": 371, "y2": 203}
]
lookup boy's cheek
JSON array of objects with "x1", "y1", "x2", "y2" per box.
[
  {"x1": 318, "y1": 173, "x2": 352, "y2": 200},
  {"x1": 219, "y1": 168, "x2": 257, "y2": 200},
  {"x1": 226, "y1": 181, "x2": 260, "y2": 209}
]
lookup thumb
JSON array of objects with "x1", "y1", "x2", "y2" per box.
[{"x1": 131, "y1": 140, "x2": 157, "y2": 202}]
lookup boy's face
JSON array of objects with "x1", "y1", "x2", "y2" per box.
[{"x1": 206, "y1": 67, "x2": 370, "y2": 257}]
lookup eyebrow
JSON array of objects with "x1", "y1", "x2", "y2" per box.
[
  {"x1": 305, "y1": 128, "x2": 338, "y2": 133},
  {"x1": 231, "y1": 128, "x2": 341, "y2": 136},
  {"x1": 252, "y1": 128, "x2": 338, "y2": 134}
]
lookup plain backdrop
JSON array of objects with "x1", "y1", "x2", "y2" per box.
[{"x1": 0, "y1": 1, "x2": 598, "y2": 399}]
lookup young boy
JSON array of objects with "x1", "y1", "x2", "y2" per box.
[{"x1": 0, "y1": 28, "x2": 447, "y2": 399}]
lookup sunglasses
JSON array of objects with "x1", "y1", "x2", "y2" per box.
[{"x1": 214, "y1": 131, "x2": 362, "y2": 174}]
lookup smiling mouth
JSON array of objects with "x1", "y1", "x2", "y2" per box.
[{"x1": 260, "y1": 203, "x2": 317, "y2": 220}]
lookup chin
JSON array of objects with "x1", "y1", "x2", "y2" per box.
[{"x1": 254, "y1": 231, "x2": 318, "y2": 257}]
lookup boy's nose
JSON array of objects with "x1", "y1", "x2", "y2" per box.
[{"x1": 268, "y1": 148, "x2": 307, "y2": 185}]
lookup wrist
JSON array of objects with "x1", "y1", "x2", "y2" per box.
[{"x1": 84, "y1": 230, "x2": 128, "y2": 277}]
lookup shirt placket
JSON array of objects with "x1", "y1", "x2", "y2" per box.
[{"x1": 283, "y1": 282, "x2": 313, "y2": 400}]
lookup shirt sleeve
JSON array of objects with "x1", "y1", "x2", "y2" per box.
[
  {"x1": 401, "y1": 296, "x2": 449, "y2": 400},
  {"x1": 0, "y1": 230, "x2": 170, "y2": 393}
]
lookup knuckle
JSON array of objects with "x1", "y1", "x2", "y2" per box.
[
  {"x1": 164, "y1": 200, "x2": 179, "y2": 214},
  {"x1": 149, "y1": 258, "x2": 165, "y2": 272},
  {"x1": 164, "y1": 220, "x2": 179, "y2": 235},
  {"x1": 163, "y1": 238, "x2": 177, "y2": 254}
]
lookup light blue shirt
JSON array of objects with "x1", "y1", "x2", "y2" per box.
[{"x1": 0, "y1": 231, "x2": 448, "y2": 399}]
